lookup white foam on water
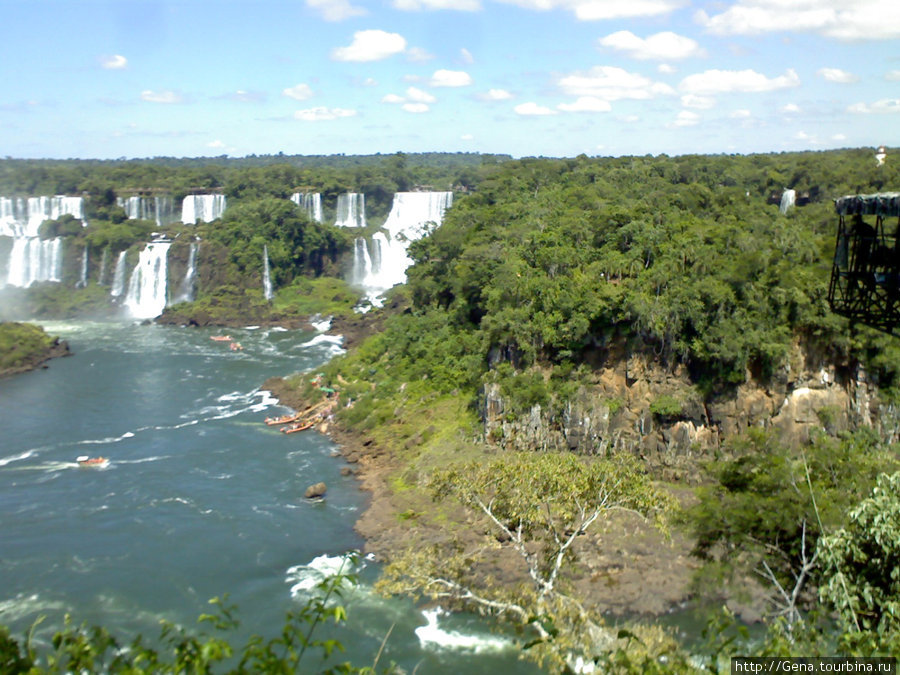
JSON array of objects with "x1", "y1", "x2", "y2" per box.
[
  {"x1": 76, "y1": 431, "x2": 135, "y2": 445},
  {"x1": 309, "y1": 315, "x2": 333, "y2": 332},
  {"x1": 0, "y1": 449, "x2": 36, "y2": 466},
  {"x1": 0, "y1": 593, "x2": 67, "y2": 624},
  {"x1": 415, "y1": 608, "x2": 513, "y2": 654},
  {"x1": 286, "y1": 553, "x2": 358, "y2": 598}
]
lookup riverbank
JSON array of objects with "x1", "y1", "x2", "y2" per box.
[
  {"x1": 262, "y1": 373, "x2": 731, "y2": 621},
  {"x1": 0, "y1": 321, "x2": 70, "y2": 378}
]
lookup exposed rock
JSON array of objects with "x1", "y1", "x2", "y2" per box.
[{"x1": 304, "y1": 482, "x2": 327, "y2": 499}]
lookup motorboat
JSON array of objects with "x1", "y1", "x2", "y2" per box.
[{"x1": 77, "y1": 456, "x2": 110, "y2": 468}]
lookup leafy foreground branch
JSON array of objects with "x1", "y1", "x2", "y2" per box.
[
  {"x1": 0, "y1": 553, "x2": 395, "y2": 675},
  {"x1": 377, "y1": 451, "x2": 675, "y2": 672}
]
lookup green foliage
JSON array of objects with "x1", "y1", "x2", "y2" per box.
[
  {"x1": 0, "y1": 553, "x2": 392, "y2": 674},
  {"x1": 686, "y1": 429, "x2": 899, "y2": 597},
  {"x1": 817, "y1": 471, "x2": 900, "y2": 640},
  {"x1": 0, "y1": 321, "x2": 56, "y2": 371},
  {"x1": 272, "y1": 276, "x2": 362, "y2": 319},
  {"x1": 648, "y1": 394, "x2": 683, "y2": 420}
]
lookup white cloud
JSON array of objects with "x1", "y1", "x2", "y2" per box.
[
  {"x1": 480, "y1": 88, "x2": 514, "y2": 101},
  {"x1": 832, "y1": 133, "x2": 847, "y2": 141},
  {"x1": 331, "y1": 30, "x2": 407, "y2": 62},
  {"x1": 294, "y1": 107, "x2": 357, "y2": 121},
  {"x1": 730, "y1": 109, "x2": 752, "y2": 118},
  {"x1": 221, "y1": 90, "x2": 266, "y2": 102},
  {"x1": 406, "y1": 86, "x2": 436, "y2": 103},
  {"x1": 658, "y1": 63, "x2": 676, "y2": 74},
  {"x1": 669, "y1": 110, "x2": 700, "y2": 127},
  {"x1": 681, "y1": 93, "x2": 715, "y2": 109},
  {"x1": 460, "y1": 48, "x2": 475, "y2": 64},
  {"x1": 679, "y1": 68, "x2": 800, "y2": 95},
  {"x1": 100, "y1": 54, "x2": 127, "y2": 69},
  {"x1": 817, "y1": 67, "x2": 859, "y2": 83},
  {"x1": 381, "y1": 93, "x2": 406, "y2": 104},
  {"x1": 207, "y1": 140, "x2": 226, "y2": 149},
  {"x1": 430, "y1": 69, "x2": 473, "y2": 87},
  {"x1": 848, "y1": 99, "x2": 900, "y2": 114},
  {"x1": 557, "y1": 96, "x2": 612, "y2": 112},
  {"x1": 141, "y1": 90, "x2": 183, "y2": 104},
  {"x1": 382, "y1": 87, "x2": 436, "y2": 112},
  {"x1": 306, "y1": 0, "x2": 366, "y2": 21},
  {"x1": 496, "y1": 0, "x2": 683, "y2": 21},
  {"x1": 887, "y1": 70, "x2": 900, "y2": 81},
  {"x1": 402, "y1": 103, "x2": 430, "y2": 113},
  {"x1": 781, "y1": 103, "x2": 801, "y2": 113},
  {"x1": 558, "y1": 65, "x2": 675, "y2": 101},
  {"x1": 393, "y1": 0, "x2": 481, "y2": 9},
  {"x1": 461, "y1": 133, "x2": 475, "y2": 140},
  {"x1": 598, "y1": 30, "x2": 705, "y2": 60},
  {"x1": 283, "y1": 83, "x2": 314, "y2": 100},
  {"x1": 363, "y1": 77, "x2": 378, "y2": 87},
  {"x1": 406, "y1": 47, "x2": 434, "y2": 62},
  {"x1": 695, "y1": 0, "x2": 900, "y2": 41},
  {"x1": 514, "y1": 102, "x2": 557, "y2": 115}
]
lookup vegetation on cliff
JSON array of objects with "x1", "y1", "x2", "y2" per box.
[{"x1": 0, "y1": 322, "x2": 68, "y2": 377}]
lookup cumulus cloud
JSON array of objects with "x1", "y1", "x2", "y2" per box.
[
  {"x1": 558, "y1": 66, "x2": 675, "y2": 101},
  {"x1": 597, "y1": 30, "x2": 705, "y2": 60},
  {"x1": 817, "y1": 67, "x2": 859, "y2": 83},
  {"x1": 681, "y1": 93, "x2": 715, "y2": 109},
  {"x1": 207, "y1": 140, "x2": 226, "y2": 149},
  {"x1": 781, "y1": 103, "x2": 801, "y2": 113},
  {"x1": 430, "y1": 69, "x2": 473, "y2": 87},
  {"x1": 294, "y1": 106, "x2": 357, "y2": 121},
  {"x1": 695, "y1": 0, "x2": 900, "y2": 41},
  {"x1": 100, "y1": 54, "x2": 127, "y2": 69},
  {"x1": 402, "y1": 103, "x2": 430, "y2": 113},
  {"x1": 887, "y1": 70, "x2": 900, "y2": 81},
  {"x1": 848, "y1": 99, "x2": 900, "y2": 114},
  {"x1": 332, "y1": 30, "x2": 407, "y2": 62},
  {"x1": 496, "y1": 0, "x2": 683, "y2": 21},
  {"x1": 679, "y1": 68, "x2": 800, "y2": 95},
  {"x1": 557, "y1": 96, "x2": 612, "y2": 112},
  {"x1": 669, "y1": 110, "x2": 700, "y2": 127},
  {"x1": 514, "y1": 102, "x2": 557, "y2": 115},
  {"x1": 141, "y1": 90, "x2": 183, "y2": 104},
  {"x1": 393, "y1": 0, "x2": 481, "y2": 9},
  {"x1": 406, "y1": 47, "x2": 434, "y2": 62},
  {"x1": 283, "y1": 83, "x2": 314, "y2": 100},
  {"x1": 306, "y1": 0, "x2": 366, "y2": 21},
  {"x1": 382, "y1": 86, "x2": 436, "y2": 112},
  {"x1": 479, "y1": 88, "x2": 514, "y2": 101}
]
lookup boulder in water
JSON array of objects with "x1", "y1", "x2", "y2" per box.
[{"x1": 305, "y1": 482, "x2": 327, "y2": 499}]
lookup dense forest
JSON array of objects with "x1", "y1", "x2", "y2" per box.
[{"x1": 3, "y1": 148, "x2": 900, "y2": 671}]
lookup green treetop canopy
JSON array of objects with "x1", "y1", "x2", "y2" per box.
[{"x1": 834, "y1": 192, "x2": 900, "y2": 217}]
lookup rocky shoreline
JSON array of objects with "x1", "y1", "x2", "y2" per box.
[{"x1": 0, "y1": 323, "x2": 71, "y2": 379}]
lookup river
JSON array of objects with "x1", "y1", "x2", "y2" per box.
[{"x1": 0, "y1": 320, "x2": 539, "y2": 673}]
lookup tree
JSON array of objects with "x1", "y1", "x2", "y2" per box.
[
  {"x1": 817, "y1": 471, "x2": 900, "y2": 644},
  {"x1": 377, "y1": 451, "x2": 672, "y2": 670}
]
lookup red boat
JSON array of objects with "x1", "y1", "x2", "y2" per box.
[
  {"x1": 77, "y1": 456, "x2": 110, "y2": 468},
  {"x1": 282, "y1": 421, "x2": 314, "y2": 434}
]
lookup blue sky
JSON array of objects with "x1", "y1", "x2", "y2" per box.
[{"x1": 1, "y1": 0, "x2": 898, "y2": 159}]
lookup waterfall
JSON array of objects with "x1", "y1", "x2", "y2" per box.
[
  {"x1": 1, "y1": 195, "x2": 83, "y2": 287},
  {"x1": 263, "y1": 245, "x2": 273, "y2": 301},
  {"x1": 779, "y1": 189, "x2": 796, "y2": 215},
  {"x1": 290, "y1": 192, "x2": 323, "y2": 223},
  {"x1": 118, "y1": 195, "x2": 176, "y2": 227},
  {"x1": 351, "y1": 237, "x2": 372, "y2": 287},
  {"x1": 77, "y1": 245, "x2": 89, "y2": 288},
  {"x1": 334, "y1": 193, "x2": 366, "y2": 228},
  {"x1": 351, "y1": 192, "x2": 452, "y2": 301},
  {"x1": 98, "y1": 247, "x2": 110, "y2": 286},
  {"x1": 181, "y1": 194, "x2": 226, "y2": 224},
  {"x1": 173, "y1": 242, "x2": 198, "y2": 304},
  {"x1": 123, "y1": 243, "x2": 171, "y2": 319},
  {"x1": 110, "y1": 251, "x2": 128, "y2": 297}
]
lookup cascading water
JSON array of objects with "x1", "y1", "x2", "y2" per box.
[
  {"x1": 123, "y1": 243, "x2": 171, "y2": 319},
  {"x1": 172, "y1": 242, "x2": 198, "y2": 304},
  {"x1": 181, "y1": 195, "x2": 226, "y2": 224},
  {"x1": 263, "y1": 245, "x2": 273, "y2": 301},
  {"x1": 779, "y1": 189, "x2": 796, "y2": 215},
  {"x1": 98, "y1": 247, "x2": 110, "y2": 286},
  {"x1": 352, "y1": 192, "x2": 452, "y2": 302},
  {"x1": 1, "y1": 195, "x2": 84, "y2": 288},
  {"x1": 290, "y1": 192, "x2": 323, "y2": 223},
  {"x1": 334, "y1": 193, "x2": 366, "y2": 228},
  {"x1": 110, "y1": 251, "x2": 128, "y2": 298},
  {"x1": 350, "y1": 237, "x2": 372, "y2": 287},
  {"x1": 117, "y1": 195, "x2": 176, "y2": 227},
  {"x1": 77, "y1": 245, "x2": 88, "y2": 288}
]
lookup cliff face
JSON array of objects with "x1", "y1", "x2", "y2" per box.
[{"x1": 482, "y1": 338, "x2": 900, "y2": 480}]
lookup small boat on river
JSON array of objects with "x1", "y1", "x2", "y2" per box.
[
  {"x1": 77, "y1": 456, "x2": 110, "y2": 468},
  {"x1": 265, "y1": 413, "x2": 299, "y2": 426},
  {"x1": 210, "y1": 335, "x2": 232, "y2": 342},
  {"x1": 282, "y1": 421, "x2": 315, "y2": 434}
]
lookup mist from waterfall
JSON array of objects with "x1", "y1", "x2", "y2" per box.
[{"x1": 123, "y1": 243, "x2": 171, "y2": 319}]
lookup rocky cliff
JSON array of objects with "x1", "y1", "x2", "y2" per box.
[{"x1": 482, "y1": 337, "x2": 900, "y2": 481}]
